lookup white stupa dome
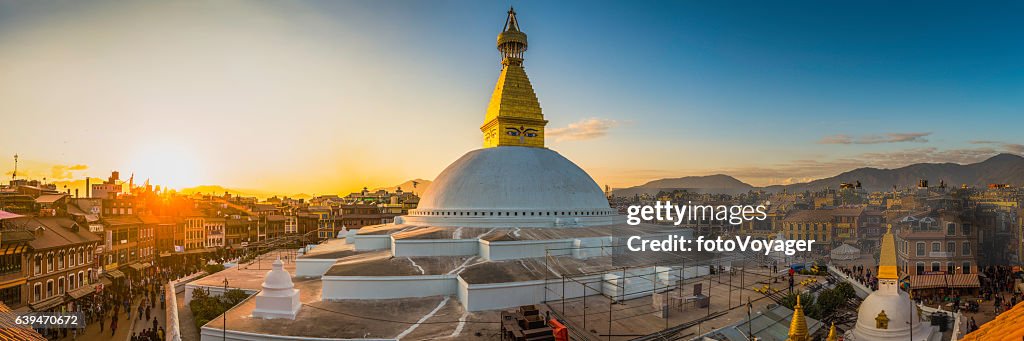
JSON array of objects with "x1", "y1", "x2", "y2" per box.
[
  {"x1": 262, "y1": 258, "x2": 295, "y2": 291},
  {"x1": 850, "y1": 290, "x2": 932, "y2": 340},
  {"x1": 404, "y1": 146, "x2": 619, "y2": 228}
]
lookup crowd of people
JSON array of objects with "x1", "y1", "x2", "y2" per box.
[
  {"x1": 41, "y1": 254, "x2": 215, "y2": 341},
  {"x1": 836, "y1": 264, "x2": 877, "y2": 289}
]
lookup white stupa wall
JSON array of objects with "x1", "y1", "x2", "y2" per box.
[
  {"x1": 353, "y1": 234, "x2": 391, "y2": 251},
  {"x1": 391, "y1": 238, "x2": 479, "y2": 257},
  {"x1": 572, "y1": 237, "x2": 614, "y2": 259},
  {"x1": 320, "y1": 275, "x2": 458, "y2": 300},
  {"x1": 457, "y1": 274, "x2": 604, "y2": 312},
  {"x1": 479, "y1": 239, "x2": 575, "y2": 261},
  {"x1": 295, "y1": 258, "x2": 337, "y2": 278}
]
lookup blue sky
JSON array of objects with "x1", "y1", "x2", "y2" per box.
[{"x1": 1, "y1": 0, "x2": 1021, "y2": 192}]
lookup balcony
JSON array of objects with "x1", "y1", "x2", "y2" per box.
[{"x1": 928, "y1": 251, "x2": 953, "y2": 258}]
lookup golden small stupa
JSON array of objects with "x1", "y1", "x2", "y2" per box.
[{"x1": 787, "y1": 294, "x2": 809, "y2": 341}]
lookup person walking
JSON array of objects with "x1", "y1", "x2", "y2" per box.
[{"x1": 110, "y1": 313, "x2": 118, "y2": 337}]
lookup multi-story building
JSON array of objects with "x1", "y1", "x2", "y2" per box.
[
  {"x1": 152, "y1": 216, "x2": 176, "y2": 255},
  {"x1": 89, "y1": 172, "x2": 123, "y2": 200},
  {"x1": 17, "y1": 217, "x2": 100, "y2": 313},
  {"x1": 224, "y1": 216, "x2": 254, "y2": 248},
  {"x1": 0, "y1": 211, "x2": 35, "y2": 309},
  {"x1": 831, "y1": 206, "x2": 864, "y2": 243},
  {"x1": 780, "y1": 209, "x2": 833, "y2": 251},
  {"x1": 100, "y1": 215, "x2": 155, "y2": 276},
  {"x1": 184, "y1": 216, "x2": 205, "y2": 251},
  {"x1": 266, "y1": 215, "x2": 286, "y2": 240},
  {"x1": 894, "y1": 210, "x2": 980, "y2": 296},
  {"x1": 204, "y1": 218, "x2": 225, "y2": 248},
  {"x1": 284, "y1": 215, "x2": 298, "y2": 234}
]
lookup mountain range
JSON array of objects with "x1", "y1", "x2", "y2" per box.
[{"x1": 613, "y1": 153, "x2": 1024, "y2": 196}]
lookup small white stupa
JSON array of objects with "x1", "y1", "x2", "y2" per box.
[{"x1": 252, "y1": 257, "x2": 301, "y2": 319}]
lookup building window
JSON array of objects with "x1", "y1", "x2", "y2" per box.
[
  {"x1": 0, "y1": 253, "x2": 22, "y2": 276},
  {"x1": 916, "y1": 262, "x2": 925, "y2": 274},
  {"x1": 68, "y1": 275, "x2": 75, "y2": 290},
  {"x1": 33, "y1": 283, "x2": 41, "y2": 302},
  {"x1": 46, "y1": 280, "x2": 53, "y2": 298},
  {"x1": 0, "y1": 286, "x2": 20, "y2": 307},
  {"x1": 34, "y1": 255, "x2": 41, "y2": 275},
  {"x1": 916, "y1": 242, "x2": 925, "y2": 256},
  {"x1": 947, "y1": 242, "x2": 955, "y2": 254},
  {"x1": 931, "y1": 242, "x2": 940, "y2": 253},
  {"x1": 962, "y1": 224, "x2": 972, "y2": 236},
  {"x1": 962, "y1": 242, "x2": 971, "y2": 255},
  {"x1": 57, "y1": 278, "x2": 64, "y2": 295},
  {"x1": 947, "y1": 262, "x2": 955, "y2": 274},
  {"x1": 58, "y1": 251, "x2": 64, "y2": 269},
  {"x1": 962, "y1": 262, "x2": 971, "y2": 274},
  {"x1": 78, "y1": 272, "x2": 84, "y2": 287},
  {"x1": 946, "y1": 223, "x2": 956, "y2": 236},
  {"x1": 47, "y1": 253, "x2": 53, "y2": 272},
  {"x1": 931, "y1": 262, "x2": 940, "y2": 272}
]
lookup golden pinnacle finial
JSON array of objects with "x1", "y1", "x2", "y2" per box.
[
  {"x1": 481, "y1": 8, "x2": 547, "y2": 148},
  {"x1": 826, "y1": 322, "x2": 838, "y2": 341},
  {"x1": 787, "y1": 293, "x2": 809, "y2": 341},
  {"x1": 497, "y1": 7, "x2": 527, "y2": 65},
  {"x1": 878, "y1": 223, "x2": 898, "y2": 280}
]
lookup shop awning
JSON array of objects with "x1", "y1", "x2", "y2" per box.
[
  {"x1": 909, "y1": 274, "x2": 980, "y2": 289},
  {"x1": 28, "y1": 295, "x2": 64, "y2": 312},
  {"x1": 947, "y1": 274, "x2": 980, "y2": 288},
  {"x1": 105, "y1": 270, "x2": 125, "y2": 279},
  {"x1": 128, "y1": 263, "x2": 150, "y2": 271},
  {"x1": 67, "y1": 284, "x2": 95, "y2": 300},
  {"x1": 909, "y1": 275, "x2": 947, "y2": 289}
]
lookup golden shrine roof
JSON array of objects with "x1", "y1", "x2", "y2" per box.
[
  {"x1": 877, "y1": 225, "x2": 898, "y2": 280},
  {"x1": 483, "y1": 64, "x2": 543, "y2": 124},
  {"x1": 961, "y1": 300, "x2": 1024, "y2": 341},
  {"x1": 787, "y1": 295, "x2": 809, "y2": 341}
]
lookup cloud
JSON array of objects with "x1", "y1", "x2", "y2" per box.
[
  {"x1": 546, "y1": 118, "x2": 622, "y2": 142},
  {"x1": 49, "y1": 164, "x2": 88, "y2": 180},
  {"x1": 818, "y1": 132, "x2": 931, "y2": 144},
  {"x1": 969, "y1": 140, "x2": 1024, "y2": 154}
]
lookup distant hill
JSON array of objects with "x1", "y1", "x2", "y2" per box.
[
  {"x1": 771, "y1": 153, "x2": 1024, "y2": 193},
  {"x1": 613, "y1": 174, "x2": 755, "y2": 197},
  {"x1": 373, "y1": 179, "x2": 432, "y2": 195},
  {"x1": 613, "y1": 153, "x2": 1024, "y2": 196}
]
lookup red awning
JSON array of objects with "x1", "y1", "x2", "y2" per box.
[{"x1": 0, "y1": 210, "x2": 23, "y2": 220}]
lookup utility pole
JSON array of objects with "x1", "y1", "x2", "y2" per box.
[{"x1": 223, "y1": 277, "x2": 229, "y2": 341}]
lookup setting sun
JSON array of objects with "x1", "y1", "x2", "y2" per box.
[{"x1": 128, "y1": 142, "x2": 201, "y2": 190}]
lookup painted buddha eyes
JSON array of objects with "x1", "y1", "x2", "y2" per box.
[{"x1": 506, "y1": 126, "x2": 538, "y2": 139}]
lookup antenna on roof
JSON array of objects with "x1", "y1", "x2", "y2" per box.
[{"x1": 11, "y1": 154, "x2": 17, "y2": 181}]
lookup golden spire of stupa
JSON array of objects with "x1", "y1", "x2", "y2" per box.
[
  {"x1": 825, "y1": 322, "x2": 838, "y2": 341},
  {"x1": 878, "y1": 224, "x2": 898, "y2": 280},
  {"x1": 481, "y1": 7, "x2": 548, "y2": 148},
  {"x1": 787, "y1": 294, "x2": 809, "y2": 341}
]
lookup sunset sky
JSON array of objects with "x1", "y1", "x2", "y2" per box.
[{"x1": 1, "y1": 1, "x2": 1022, "y2": 195}]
